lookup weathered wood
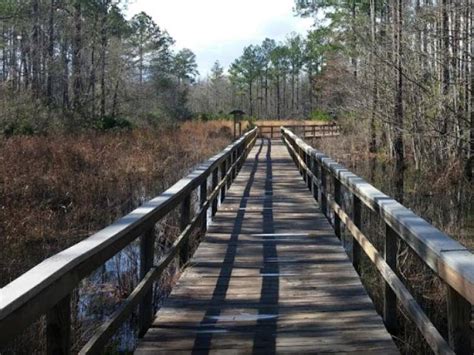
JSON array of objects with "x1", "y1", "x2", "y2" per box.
[
  {"x1": 46, "y1": 293, "x2": 71, "y2": 355},
  {"x1": 329, "y1": 200, "x2": 453, "y2": 354},
  {"x1": 136, "y1": 139, "x2": 397, "y2": 354},
  {"x1": 352, "y1": 195, "x2": 362, "y2": 273},
  {"x1": 220, "y1": 160, "x2": 227, "y2": 203},
  {"x1": 179, "y1": 194, "x2": 192, "y2": 266},
  {"x1": 139, "y1": 228, "x2": 156, "y2": 337},
  {"x1": 384, "y1": 224, "x2": 398, "y2": 334},
  {"x1": 200, "y1": 180, "x2": 208, "y2": 234},
  {"x1": 334, "y1": 178, "x2": 341, "y2": 239},
  {"x1": 211, "y1": 168, "x2": 219, "y2": 217},
  {"x1": 446, "y1": 285, "x2": 472, "y2": 354},
  {"x1": 320, "y1": 167, "x2": 327, "y2": 217},
  {"x1": 80, "y1": 195, "x2": 216, "y2": 354},
  {"x1": 0, "y1": 128, "x2": 258, "y2": 346},
  {"x1": 282, "y1": 127, "x2": 470, "y2": 354},
  {"x1": 281, "y1": 127, "x2": 474, "y2": 306}
]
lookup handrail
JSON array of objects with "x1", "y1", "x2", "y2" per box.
[
  {"x1": 0, "y1": 127, "x2": 258, "y2": 353},
  {"x1": 281, "y1": 126, "x2": 473, "y2": 355},
  {"x1": 257, "y1": 123, "x2": 340, "y2": 139}
]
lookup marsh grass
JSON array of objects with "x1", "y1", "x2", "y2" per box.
[{"x1": 0, "y1": 121, "x2": 233, "y2": 287}]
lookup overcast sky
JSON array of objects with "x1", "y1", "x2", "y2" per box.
[{"x1": 126, "y1": 0, "x2": 314, "y2": 77}]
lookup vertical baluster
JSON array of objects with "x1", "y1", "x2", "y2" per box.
[
  {"x1": 227, "y1": 155, "x2": 232, "y2": 189},
  {"x1": 333, "y1": 177, "x2": 341, "y2": 239},
  {"x1": 306, "y1": 153, "x2": 311, "y2": 190},
  {"x1": 47, "y1": 294, "x2": 71, "y2": 355},
  {"x1": 220, "y1": 160, "x2": 227, "y2": 203},
  {"x1": 212, "y1": 168, "x2": 219, "y2": 216},
  {"x1": 320, "y1": 167, "x2": 327, "y2": 217},
  {"x1": 138, "y1": 228, "x2": 156, "y2": 336},
  {"x1": 446, "y1": 286, "x2": 472, "y2": 354},
  {"x1": 302, "y1": 151, "x2": 308, "y2": 183},
  {"x1": 200, "y1": 178, "x2": 208, "y2": 234},
  {"x1": 312, "y1": 155, "x2": 319, "y2": 201},
  {"x1": 352, "y1": 195, "x2": 362, "y2": 273},
  {"x1": 384, "y1": 224, "x2": 398, "y2": 333},
  {"x1": 180, "y1": 194, "x2": 191, "y2": 266}
]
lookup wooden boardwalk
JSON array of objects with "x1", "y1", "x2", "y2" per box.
[{"x1": 136, "y1": 139, "x2": 398, "y2": 354}]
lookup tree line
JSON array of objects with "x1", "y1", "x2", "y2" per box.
[
  {"x1": 294, "y1": 0, "x2": 473, "y2": 175},
  {"x1": 190, "y1": 31, "x2": 335, "y2": 120},
  {"x1": 0, "y1": 0, "x2": 198, "y2": 133},
  {"x1": 191, "y1": 0, "x2": 473, "y2": 176}
]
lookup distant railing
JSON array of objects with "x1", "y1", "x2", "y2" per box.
[
  {"x1": 0, "y1": 128, "x2": 258, "y2": 354},
  {"x1": 281, "y1": 127, "x2": 473, "y2": 355},
  {"x1": 257, "y1": 123, "x2": 340, "y2": 139}
]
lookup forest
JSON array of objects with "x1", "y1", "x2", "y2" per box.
[
  {"x1": 1, "y1": 0, "x2": 473, "y2": 177},
  {"x1": 0, "y1": 0, "x2": 199, "y2": 133},
  {"x1": 0, "y1": 0, "x2": 473, "y2": 354}
]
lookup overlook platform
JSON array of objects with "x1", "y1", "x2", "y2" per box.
[{"x1": 136, "y1": 139, "x2": 397, "y2": 354}]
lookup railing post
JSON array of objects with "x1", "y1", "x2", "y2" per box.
[
  {"x1": 384, "y1": 224, "x2": 398, "y2": 334},
  {"x1": 212, "y1": 168, "x2": 218, "y2": 216},
  {"x1": 320, "y1": 167, "x2": 327, "y2": 217},
  {"x1": 220, "y1": 160, "x2": 227, "y2": 203},
  {"x1": 311, "y1": 156, "x2": 319, "y2": 201},
  {"x1": 446, "y1": 285, "x2": 472, "y2": 354},
  {"x1": 179, "y1": 194, "x2": 191, "y2": 266},
  {"x1": 227, "y1": 155, "x2": 232, "y2": 189},
  {"x1": 200, "y1": 179, "x2": 208, "y2": 234},
  {"x1": 47, "y1": 294, "x2": 71, "y2": 355},
  {"x1": 302, "y1": 151, "x2": 308, "y2": 183},
  {"x1": 271, "y1": 126, "x2": 274, "y2": 139},
  {"x1": 306, "y1": 154, "x2": 312, "y2": 190},
  {"x1": 333, "y1": 177, "x2": 341, "y2": 239},
  {"x1": 352, "y1": 195, "x2": 362, "y2": 274},
  {"x1": 232, "y1": 149, "x2": 238, "y2": 180},
  {"x1": 138, "y1": 227, "x2": 155, "y2": 337}
]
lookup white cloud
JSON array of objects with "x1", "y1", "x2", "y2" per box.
[{"x1": 126, "y1": 0, "x2": 314, "y2": 76}]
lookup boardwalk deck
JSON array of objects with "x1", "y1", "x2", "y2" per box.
[{"x1": 136, "y1": 139, "x2": 398, "y2": 354}]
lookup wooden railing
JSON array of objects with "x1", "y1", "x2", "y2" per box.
[
  {"x1": 281, "y1": 127, "x2": 473, "y2": 355},
  {"x1": 0, "y1": 127, "x2": 258, "y2": 354},
  {"x1": 257, "y1": 123, "x2": 340, "y2": 139}
]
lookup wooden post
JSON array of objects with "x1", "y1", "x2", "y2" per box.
[
  {"x1": 312, "y1": 157, "x2": 319, "y2": 201},
  {"x1": 212, "y1": 168, "x2": 218, "y2": 216},
  {"x1": 271, "y1": 126, "x2": 274, "y2": 139},
  {"x1": 226, "y1": 153, "x2": 234, "y2": 190},
  {"x1": 446, "y1": 285, "x2": 472, "y2": 354},
  {"x1": 352, "y1": 195, "x2": 362, "y2": 273},
  {"x1": 46, "y1": 294, "x2": 71, "y2": 355},
  {"x1": 220, "y1": 161, "x2": 227, "y2": 203},
  {"x1": 200, "y1": 179, "x2": 208, "y2": 234},
  {"x1": 334, "y1": 177, "x2": 341, "y2": 239},
  {"x1": 384, "y1": 224, "x2": 398, "y2": 333},
  {"x1": 138, "y1": 228, "x2": 156, "y2": 337},
  {"x1": 306, "y1": 154, "x2": 311, "y2": 190},
  {"x1": 179, "y1": 194, "x2": 191, "y2": 266},
  {"x1": 321, "y1": 167, "x2": 327, "y2": 217},
  {"x1": 232, "y1": 149, "x2": 238, "y2": 180}
]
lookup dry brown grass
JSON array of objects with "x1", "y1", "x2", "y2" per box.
[{"x1": 0, "y1": 121, "x2": 233, "y2": 287}]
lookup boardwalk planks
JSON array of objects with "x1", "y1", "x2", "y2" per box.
[{"x1": 136, "y1": 139, "x2": 397, "y2": 354}]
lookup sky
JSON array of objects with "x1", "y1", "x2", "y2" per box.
[{"x1": 126, "y1": 0, "x2": 314, "y2": 77}]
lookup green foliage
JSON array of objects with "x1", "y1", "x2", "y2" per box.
[
  {"x1": 96, "y1": 116, "x2": 133, "y2": 131},
  {"x1": 310, "y1": 109, "x2": 334, "y2": 121},
  {"x1": 193, "y1": 113, "x2": 232, "y2": 121},
  {"x1": 3, "y1": 122, "x2": 35, "y2": 137}
]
